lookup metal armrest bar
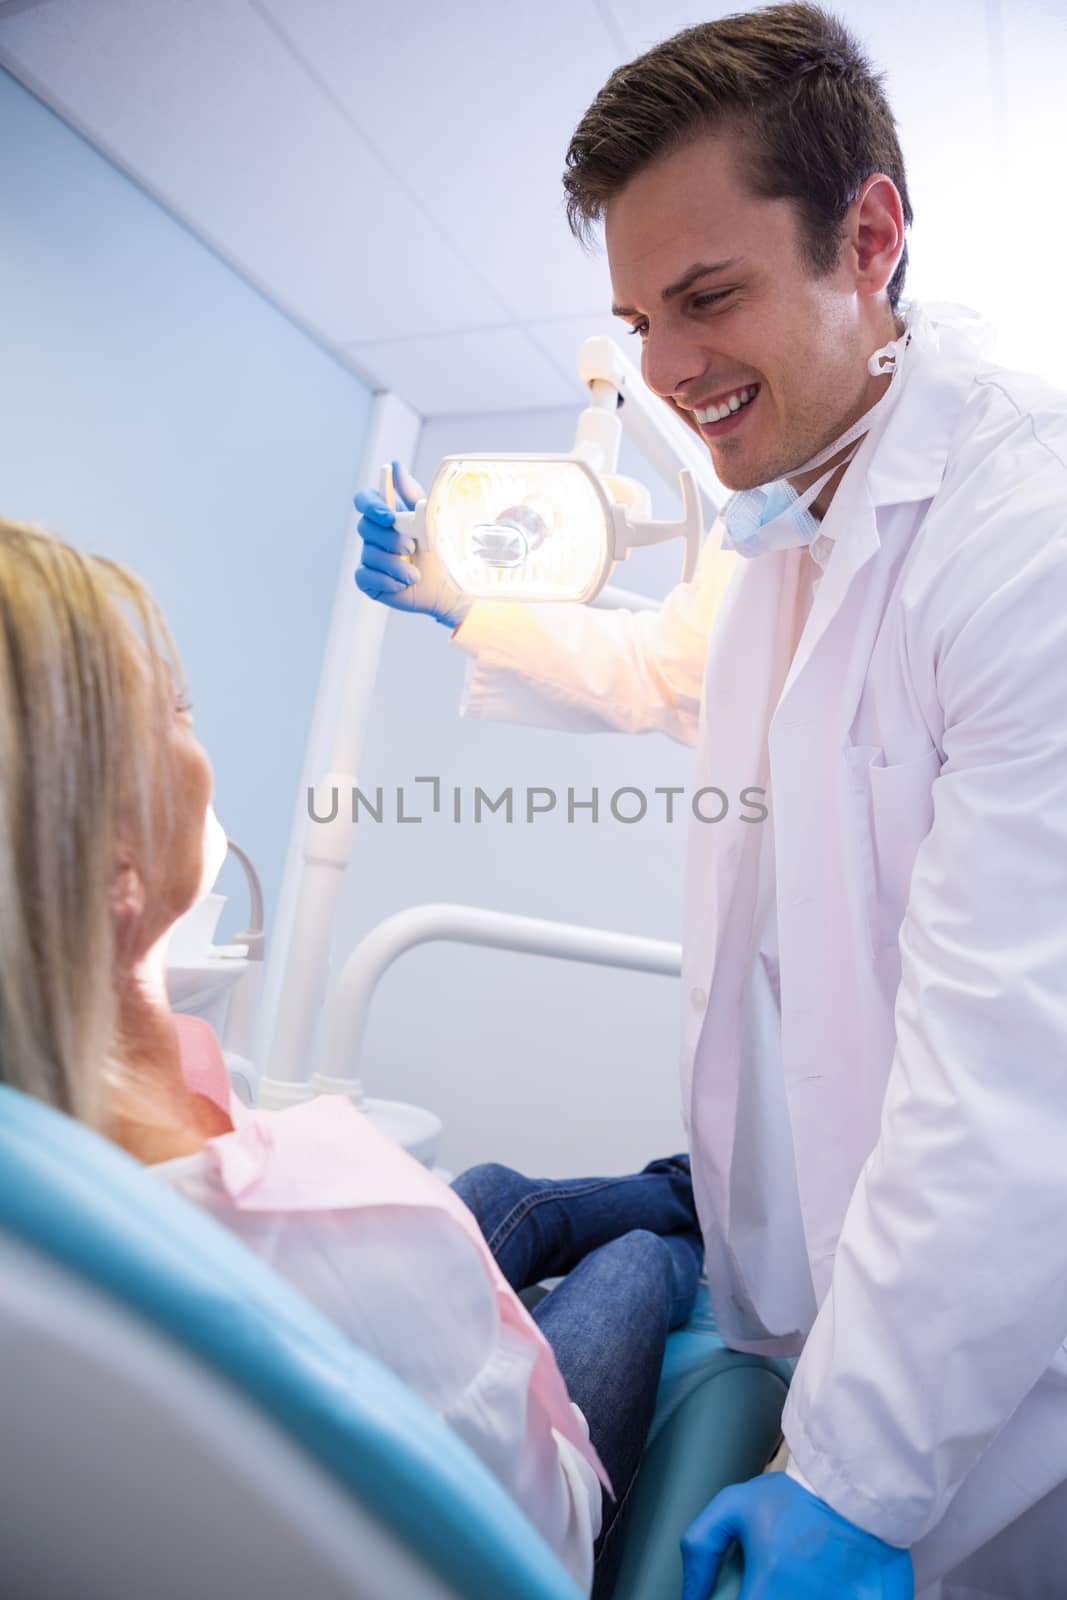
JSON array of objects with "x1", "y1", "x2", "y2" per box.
[{"x1": 311, "y1": 902, "x2": 682, "y2": 1097}]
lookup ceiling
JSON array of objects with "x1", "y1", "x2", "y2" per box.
[{"x1": 2, "y1": 0, "x2": 1063, "y2": 415}]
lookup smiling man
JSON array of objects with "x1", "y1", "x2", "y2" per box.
[
  {"x1": 603, "y1": 139, "x2": 904, "y2": 521},
  {"x1": 354, "y1": 6, "x2": 1067, "y2": 1596}
]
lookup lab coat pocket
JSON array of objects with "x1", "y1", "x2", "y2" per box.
[{"x1": 845, "y1": 743, "x2": 942, "y2": 955}]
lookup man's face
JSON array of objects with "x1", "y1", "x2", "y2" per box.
[{"x1": 605, "y1": 129, "x2": 877, "y2": 492}]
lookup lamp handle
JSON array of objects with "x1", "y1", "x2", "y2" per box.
[
  {"x1": 613, "y1": 466, "x2": 704, "y2": 583},
  {"x1": 384, "y1": 461, "x2": 429, "y2": 555},
  {"x1": 678, "y1": 468, "x2": 702, "y2": 583}
]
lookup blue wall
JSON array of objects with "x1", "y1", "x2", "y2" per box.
[{"x1": 0, "y1": 69, "x2": 373, "y2": 932}]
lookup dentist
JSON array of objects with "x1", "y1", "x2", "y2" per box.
[{"x1": 355, "y1": 6, "x2": 1067, "y2": 1595}]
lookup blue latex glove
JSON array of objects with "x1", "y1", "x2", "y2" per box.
[
  {"x1": 681, "y1": 1473, "x2": 914, "y2": 1599},
  {"x1": 354, "y1": 460, "x2": 471, "y2": 630}
]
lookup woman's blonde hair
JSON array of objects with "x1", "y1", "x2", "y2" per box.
[{"x1": 0, "y1": 518, "x2": 182, "y2": 1127}]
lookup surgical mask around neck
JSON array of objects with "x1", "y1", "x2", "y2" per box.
[
  {"x1": 721, "y1": 324, "x2": 910, "y2": 560},
  {"x1": 198, "y1": 805, "x2": 229, "y2": 903}
]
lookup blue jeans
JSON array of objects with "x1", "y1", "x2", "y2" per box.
[{"x1": 451, "y1": 1156, "x2": 703, "y2": 1599}]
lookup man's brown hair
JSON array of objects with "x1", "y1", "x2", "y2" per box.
[{"x1": 563, "y1": 3, "x2": 912, "y2": 310}]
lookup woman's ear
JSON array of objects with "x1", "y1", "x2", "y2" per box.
[{"x1": 110, "y1": 862, "x2": 146, "y2": 922}]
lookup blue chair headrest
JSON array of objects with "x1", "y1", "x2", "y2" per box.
[{"x1": 0, "y1": 1085, "x2": 582, "y2": 1600}]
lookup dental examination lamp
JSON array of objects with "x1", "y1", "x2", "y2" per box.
[
  {"x1": 391, "y1": 342, "x2": 703, "y2": 602},
  {"x1": 256, "y1": 337, "x2": 723, "y2": 1113}
]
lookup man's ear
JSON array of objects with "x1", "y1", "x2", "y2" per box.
[{"x1": 849, "y1": 173, "x2": 905, "y2": 300}]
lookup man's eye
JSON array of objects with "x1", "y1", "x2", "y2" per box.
[{"x1": 625, "y1": 291, "x2": 731, "y2": 338}]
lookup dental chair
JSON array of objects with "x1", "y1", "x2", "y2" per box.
[{"x1": 0, "y1": 1084, "x2": 790, "y2": 1599}]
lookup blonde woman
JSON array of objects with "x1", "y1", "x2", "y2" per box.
[{"x1": 0, "y1": 518, "x2": 702, "y2": 1600}]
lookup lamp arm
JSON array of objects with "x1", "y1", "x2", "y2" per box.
[
  {"x1": 572, "y1": 378, "x2": 622, "y2": 476},
  {"x1": 578, "y1": 336, "x2": 723, "y2": 518}
]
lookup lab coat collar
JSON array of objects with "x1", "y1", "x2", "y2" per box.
[
  {"x1": 863, "y1": 300, "x2": 990, "y2": 511},
  {"x1": 775, "y1": 302, "x2": 988, "y2": 708}
]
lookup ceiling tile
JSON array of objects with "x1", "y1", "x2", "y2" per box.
[
  {"x1": 600, "y1": 0, "x2": 742, "y2": 56},
  {"x1": 0, "y1": 0, "x2": 502, "y2": 344},
  {"x1": 5, "y1": 0, "x2": 1062, "y2": 408},
  {"x1": 525, "y1": 312, "x2": 641, "y2": 393},
  {"x1": 594, "y1": 2, "x2": 999, "y2": 316},
  {"x1": 257, "y1": 0, "x2": 621, "y2": 322},
  {"x1": 346, "y1": 324, "x2": 577, "y2": 415}
]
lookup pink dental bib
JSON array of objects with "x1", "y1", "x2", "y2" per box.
[{"x1": 173, "y1": 1015, "x2": 611, "y2": 1495}]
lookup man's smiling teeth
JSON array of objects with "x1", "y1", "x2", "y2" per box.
[{"x1": 694, "y1": 386, "x2": 759, "y2": 423}]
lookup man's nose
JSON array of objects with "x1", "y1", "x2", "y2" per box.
[{"x1": 641, "y1": 324, "x2": 708, "y2": 408}]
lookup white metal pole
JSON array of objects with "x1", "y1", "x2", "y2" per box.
[
  {"x1": 313, "y1": 903, "x2": 682, "y2": 1099},
  {"x1": 256, "y1": 392, "x2": 421, "y2": 1107}
]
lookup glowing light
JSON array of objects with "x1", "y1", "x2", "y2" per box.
[{"x1": 428, "y1": 458, "x2": 613, "y2": 602}]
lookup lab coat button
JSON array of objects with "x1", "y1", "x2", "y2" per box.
[{"x1": 690, "y1": 986, "x2": 707, "y2": 1010}]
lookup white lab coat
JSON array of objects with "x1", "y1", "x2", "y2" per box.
[{"x1": 452, "y1": 305, "x2": 1067, "y2": 1597}]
